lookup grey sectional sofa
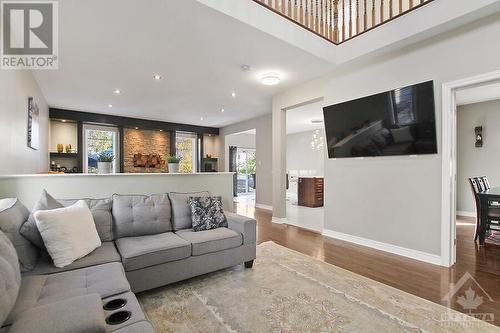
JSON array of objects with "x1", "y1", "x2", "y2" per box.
[{"x1": 0, "y1": 192, "x2": 257, "y2": 333}]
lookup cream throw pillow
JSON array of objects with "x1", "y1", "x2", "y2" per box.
[{"x1": 34, "y1": 200, "x2": 101, "y2": 268}]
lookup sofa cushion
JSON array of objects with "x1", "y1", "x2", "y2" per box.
[
  {"x1": 112, "y1": 194, "x2": 172, "y2": 238},
  {"x1": 25, "y1": 241, "x2": 121, "y2": 276},
  {"x1": 116, "y1": 232, "x2": 191, "y2": 271},
  {"x1": 20, "y1": 190, "x2": 64, "y2": 250},
  {"x1": 0, "y1": 199, "x2": 39, "y2": 272},
  {"x1": 188, "y1": 196, "x2": 227, "y2": 232},
  {"x1": 175, "y1": 228, "x2": 242, "y2": 256},
  {"x1": 34, "y1": 201, "x2": 102, "y2": 268},
  {"x1": 58, "y1": 198, "x2": 113, "y2": 241},
  {"x1": 168, "y1": 191, "x2": 210, "y2": 231},
  {"x1": 8, "y1": 294, "x2": 106, "y2": 333},
  {"x1": 0, "y1": 231, "x2": 21, "y2": 327},
  {"x1": 6, "y1": 262, "x2": 130, "y2": 325}
]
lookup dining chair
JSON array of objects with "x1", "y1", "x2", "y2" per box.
[{"x1": 469, "y1": 177, "x2": 500, "y2": 242}]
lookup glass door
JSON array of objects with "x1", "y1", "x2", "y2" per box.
[
  {"x1": 83, "y1": 125, "x2": 120, "y2": 174},
  {"x1": 176, "y1": 132, "x2": 198, "y2": 173},
  {"x1": 237, "y1": 148, "x2": 256, "y2": 194}
]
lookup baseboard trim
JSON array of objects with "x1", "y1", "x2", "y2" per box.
[
  {"x1": 322, "y1": 229, "x2": 442, "y2": 266},
  {"x1": 456, "y1": 210, "x2": 476, "y2": 218},
  {"x1": 255, "y1": 203, "x2": 273, "y2": 211},
  {"x1": 271, "y1": 216, "x2": 288, "y2": 224}
]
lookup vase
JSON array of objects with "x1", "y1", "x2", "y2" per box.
[
  {"x1": 57, "y1": 144, "x2": 64, "y2": 153},
  {"x1": 168, "y1": 163, "x2": 179, "y2": 173},
  {"x1": 97, "y1": 162, "x2": 113, "y2": 174}
]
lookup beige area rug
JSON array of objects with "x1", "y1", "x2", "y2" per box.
[{"x1": 138, "y1": 242, "x2": 499, "y2": 333}]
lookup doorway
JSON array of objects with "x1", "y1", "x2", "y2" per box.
[
  {"x1": 225, "y1": 129, "x2": 257, "y2": 209},
  {"x1": 442, "y1": 70, "x2": 500, "y2": 267},
  {"x1": 284, "y1": 99, "x2": 325, "y2": 233}
]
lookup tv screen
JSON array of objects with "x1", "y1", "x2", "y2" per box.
[{"x1": 323, "y1": 81, "x2": 437, "y2": 159}]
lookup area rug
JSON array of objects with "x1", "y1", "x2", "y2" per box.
[{"x1": 138, "y1": 241, "x2": 499, "y2": 333}]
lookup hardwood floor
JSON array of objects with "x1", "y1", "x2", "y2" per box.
[{"x1": 235, "y1": 203, "x2": 500, "y2": 326}]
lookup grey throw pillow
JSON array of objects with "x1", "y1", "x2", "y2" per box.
[
  {"x1": 20, "y1": 190, "x2": 64, "y2": 250},
  {"x1": 0, "y1": 199, "x2": 39, "y2": 272},
  {"x1": 188, "y1": 196, "x2": 227, "y2": 232}
]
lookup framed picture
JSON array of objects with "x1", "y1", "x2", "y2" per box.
[{"x1": 27, "y1": 97, "x2": 39, "y2": 150}]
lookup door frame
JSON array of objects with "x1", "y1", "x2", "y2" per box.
[{"x1": 441, "y1": 69, "x2": 500, "y2": 267}]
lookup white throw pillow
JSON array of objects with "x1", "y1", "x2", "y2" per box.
[{"x1": 34, "y1": 200, "x2": 101, "y2": 268}]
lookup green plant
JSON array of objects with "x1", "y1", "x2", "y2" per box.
[
  {"x1": 97, "y1": 151, "x2": 114, "y2": 162},
  {"x1": 167, "y1": 155, "x2": 180, "y2": 163}
]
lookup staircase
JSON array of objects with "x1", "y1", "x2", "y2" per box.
[{"x1": 253, "y1": 0, "x2": 435, "y2": 44}]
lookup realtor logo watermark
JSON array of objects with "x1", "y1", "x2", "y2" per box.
[
  {"x1": 1, "y1": 1, "x2": 58, "y2": 69},
  {"x1": 441, "y1": 272, "x2": 494, "y2": 328}
]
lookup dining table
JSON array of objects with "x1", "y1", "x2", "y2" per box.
[{"x1": 476, "y1": 187, "x2": 500, "y2": 245}]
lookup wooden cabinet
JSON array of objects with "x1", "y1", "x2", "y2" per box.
[{"x1": 298, "y1": 177, "x2": 324, "y2": 208}]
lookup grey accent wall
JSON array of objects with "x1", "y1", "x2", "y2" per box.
[
  {"x1": 219, "y1": 115, "x2": 272, "y2": 207},
  {"x1": 0, "y1": 71, "x2": 49, "y2": 175},
  {"x1": 272, "y1": 13, "x2": 500, "y2": 256},
  {"x1": 457, "y1": 99, "x2": 500, "y2": 214}
]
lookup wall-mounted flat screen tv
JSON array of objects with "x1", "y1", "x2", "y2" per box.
[{"x1": 323, "y1": 81, "x2": 437, "y2": 159}]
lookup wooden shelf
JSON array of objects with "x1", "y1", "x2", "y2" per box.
[{"x1": 50, "y1": 152, "x2": 78, "y2": 158}]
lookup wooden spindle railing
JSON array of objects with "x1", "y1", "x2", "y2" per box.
[{"x1": 253, "y1": 0, "x2": 434, "y2": 44}]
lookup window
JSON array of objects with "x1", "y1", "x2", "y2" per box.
[
  {"x1": 391, "y1": 86, "x2": 417, "y2": 126},
  {"x1": 83, "y1": 125, "x2": 120, "y2": 173},
  {"x1": 175, "y1": 132, "x2": 197, "y2": 173}
]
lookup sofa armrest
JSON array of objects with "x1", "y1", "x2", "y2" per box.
[
  {"x1": 9, "y1": 294, "x2": 106, "y2": 333},
  {"x1": 226, "y1": 212, "x2": 256, "y2": 244}
]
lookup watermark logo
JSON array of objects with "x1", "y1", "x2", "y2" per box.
[
  {"x1": 1, "y1": 0, "x2": 58, "y2": 69},
  {"x1": 441, "y1": 272, "x2": 494, "y2": 328}
]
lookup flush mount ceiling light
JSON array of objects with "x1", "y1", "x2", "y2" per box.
[
  {"x1": 114, "y1": 89, "x2": 121, "y2": 95},
  {"x1": 153, "y1": 74, "x2": 162, "y2": 80},
  {"x1": 261, "y1": 73, "x2": 281, "y2": 86}
]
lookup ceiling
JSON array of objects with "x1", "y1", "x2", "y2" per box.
[
  {"x1": 456, "y1": 81, "x2": 500, "y2": 106},
  {"x1": 33, "y1": 0, "x2": 332, "y2": 128},
  {"x1": 286, "y1": 101, "x2": 325, "y2": 134}
]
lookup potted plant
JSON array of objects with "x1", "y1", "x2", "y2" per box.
[
  {"x1": 167, "y1": 155, "x2": 180, "y2": 173},
  {"x1": 97, "y1": 151, "x2": 114, "y2": 174}
]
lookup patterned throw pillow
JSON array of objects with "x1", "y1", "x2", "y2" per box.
[{"x1": 188, "y1": 196, "x2": 227, "y2": 232}]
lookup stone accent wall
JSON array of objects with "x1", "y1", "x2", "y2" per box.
[{"x1": 123, "y1": 128, "x2": 170, "y2": 173}]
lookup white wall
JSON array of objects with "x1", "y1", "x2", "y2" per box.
[
  {"x1": 457, "y1": 99, "x2": 500, "y2": 214},
  {"x1": 0, "y1": 71, "x2": 49, "y2": 175},
  {"x1": 272, "y1": 13, "x2": 500, "y2": 258},
  {"x1": 219, "y1": 115, "x2": 272, "y2": 207},
  {"x1": 0, "y1": 173, "x2": 234, "y2": 212},
  {"x1": 287, "y1": 130, "x2": 325, "y2": 177}
]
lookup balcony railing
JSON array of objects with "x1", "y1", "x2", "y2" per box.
[{"x1": 253, "y1": 0, "x2": 435, "y2": 44}]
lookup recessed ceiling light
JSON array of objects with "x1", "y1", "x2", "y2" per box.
[
  {"x1": 153, "y1": 74, "x2": 162, "y2": 80},
  {"x1": 261, "y1": 73, "x2": 281, "y2": 86},
  {"x1": 241, "y1": 65, "x2": 251, "y2": 72},
  {"x1": 108, "y1": 104, "x2": 113, "y2": 108},
  {"x1": 200, "y1": 117, "x2": 204, "y2": 121},
  {"x1": 114, "y1": 89, "x2": 121, "y2": 94},
  {"x1": 61, "y1": 119, "x2": 67, "y2": 123},
  {"x1": 159, "y1": 129, "x2": 163, "y2": 132},
  {"x1": 231, "y1": 92, "x2": 236, "y2": 98},
  {"x1": 221, "y1": 108, "x2": 225, "y2": 113},
  {"x1": 135, "y1": 127, "x2": 139, "y2": 130}
]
